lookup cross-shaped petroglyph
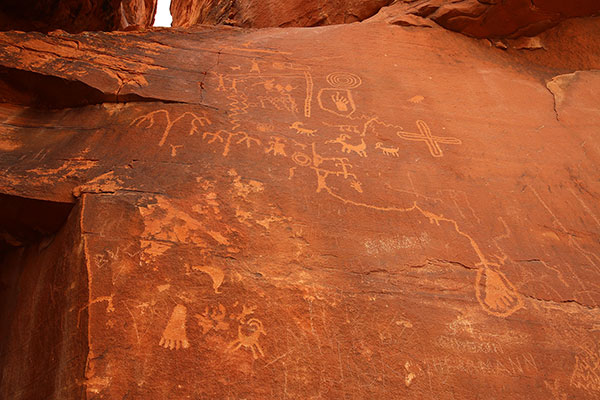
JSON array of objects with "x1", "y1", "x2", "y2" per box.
[{"x1": 397, "y1": 120, "x2": 461, "y2": 157}]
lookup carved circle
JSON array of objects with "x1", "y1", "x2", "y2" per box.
[
  {"x1": 292, "y1": 152, "x2": 311, "y2": 167},
  {"x1": 326, "y1": 72, "x2": 362, "y2": 89}
]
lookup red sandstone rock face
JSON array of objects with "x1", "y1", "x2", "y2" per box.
[
  {"x1": 1, "y1": 5, "x2": 600, "y2": 400},
  {"x1": 120, "y1": 0, "x2": 158, "y2": 30},
  {"x1": 170, "y1": 0, "x2": 600, "y2": 38},
  {"x1": 170, "y1": 0, "x2": 394, "y2": 28},
  {"x1": 384, "y1": 0, "x2": 600, "y2": 38}
]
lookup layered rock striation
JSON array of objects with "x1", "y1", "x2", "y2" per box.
[{"x1": 0, "y1": 1, "x2": 600, "y2": 399}]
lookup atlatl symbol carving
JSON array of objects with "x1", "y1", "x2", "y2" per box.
[{"x1": 130, "y1": 110, "x2": 211, "y2": 147}]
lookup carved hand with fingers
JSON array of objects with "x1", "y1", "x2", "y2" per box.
[{"x1": 332, "y1": 92, "x2": 350, "y2": 111}]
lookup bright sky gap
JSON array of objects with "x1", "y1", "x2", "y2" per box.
[{"x1": 154, "y1": 0, "x2": 172, "y2": 27}]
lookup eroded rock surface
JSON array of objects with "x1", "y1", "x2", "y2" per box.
[
  {"x1": 0, "y1": 5, "x2": 600, "y2": 400},
  {"x1": 170, "y1": 0, "x2": 394, "y2": 27}
]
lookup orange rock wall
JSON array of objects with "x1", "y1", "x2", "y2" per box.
[{"x1": 0, "y1": 2, "x2": 599, "y2": 399}]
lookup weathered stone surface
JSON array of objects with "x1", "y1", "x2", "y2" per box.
[
  {"x1": 120, "y1": 0, "x2": 158, "y2": 30},
  {"x1": 170, "y1": 0, "x2": 600, "y2": 37},
  {"x1": 170, "y1": 0, "x2": 394, "y2": 27},
  {"x1": 378, "y1": 0, "x2": 600, "y2": 38},
  {"x1": 0, "y1": 5, "x2": 600, "y2": 400}
]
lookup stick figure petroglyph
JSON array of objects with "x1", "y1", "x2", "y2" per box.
[
  {"x1": 159, "y1": 304, "x2": 190, "y2": 350},
  {"x1": 250, "y1": 59, "x2": 261, "y2": 73},
  {"x1": 227, "y1": 318, "x2": 267, "y2": 359}
]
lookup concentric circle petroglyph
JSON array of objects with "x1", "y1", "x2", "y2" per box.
[{"x1": 326, "y1": 72, "x2": 362, "y2": 89}]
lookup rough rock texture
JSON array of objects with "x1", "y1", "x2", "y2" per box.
[
  {"x1": 398, "y1": 0, "x2": 600, "y2": 38},
  {"x1": 0, "y1": 0, "x2": 157, "y2": 33},
  {"x1": 170, "y1": 0, "x2": 394, "y2": 28},
  {"x1": 120, "y1": 0, "x2": 158, "y2": 30},
  {"x1": 1, "y1": 4, "x2": 600, "y2": 400},
  {"x1": 170, "y1": 0, "x2": 600, "y2": 37}
]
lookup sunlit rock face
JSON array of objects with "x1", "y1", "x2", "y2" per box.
[{"x1": 1, "y1": 1, "x2": 600, "y2": 399}]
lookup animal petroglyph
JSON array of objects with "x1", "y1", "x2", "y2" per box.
[
  {"x1": 375, "y1": 142, "x2": 400, "y2": 157},
  {"x1": 326, "y1": 134, "x2": 367, "y2": 157},
  {"x1": 130, "y1": 110, "x2": 211, "y2": 147},
  {"x1": 227, "y1": 318, "x2": 267, "y2": 359},
  {"x1": 397, "y1": 120, "x2": 461, "y2": 157},
  {"x1": 290, "y1": 121, "x2": 317, "y2": 136},
  {"x1": 159, "y1": 304, "x2": 190, "y2": 350},
  {"x1": 408, "y1": 95, "x2": 424, "y2": 104}
]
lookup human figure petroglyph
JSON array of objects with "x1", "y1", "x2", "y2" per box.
[
  {"x1": 159, "y1": 304, "x2": 190, "y2": 350},
  {"x1": 235, "y1": 131, "x2": 261, "y2": 149},
  {"x1": 326, "y1": 134, "x2": 367, "y2": 157},
  {"x1": 265, "y1": 136, "x2": 287, "y2": 156},
  {"x1": 202, "y1": 129, "x2": 261, "y2": 156},
  {"x1": 214, "y1": 72, "x2": 227, "y2": 91},
  {"x1": 250, "y1": 59, "x2": 260, "y2": 74},
  {"x1": 227, "y1": 318, "x2": 267, "y2": 359},
  {"x1": 375, "y1": 142, "x2": 400, "y2": 157}
]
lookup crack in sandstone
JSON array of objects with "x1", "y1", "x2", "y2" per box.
[{"x1": 523, "y1": 293, "x2": 600, "y2": 311}]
